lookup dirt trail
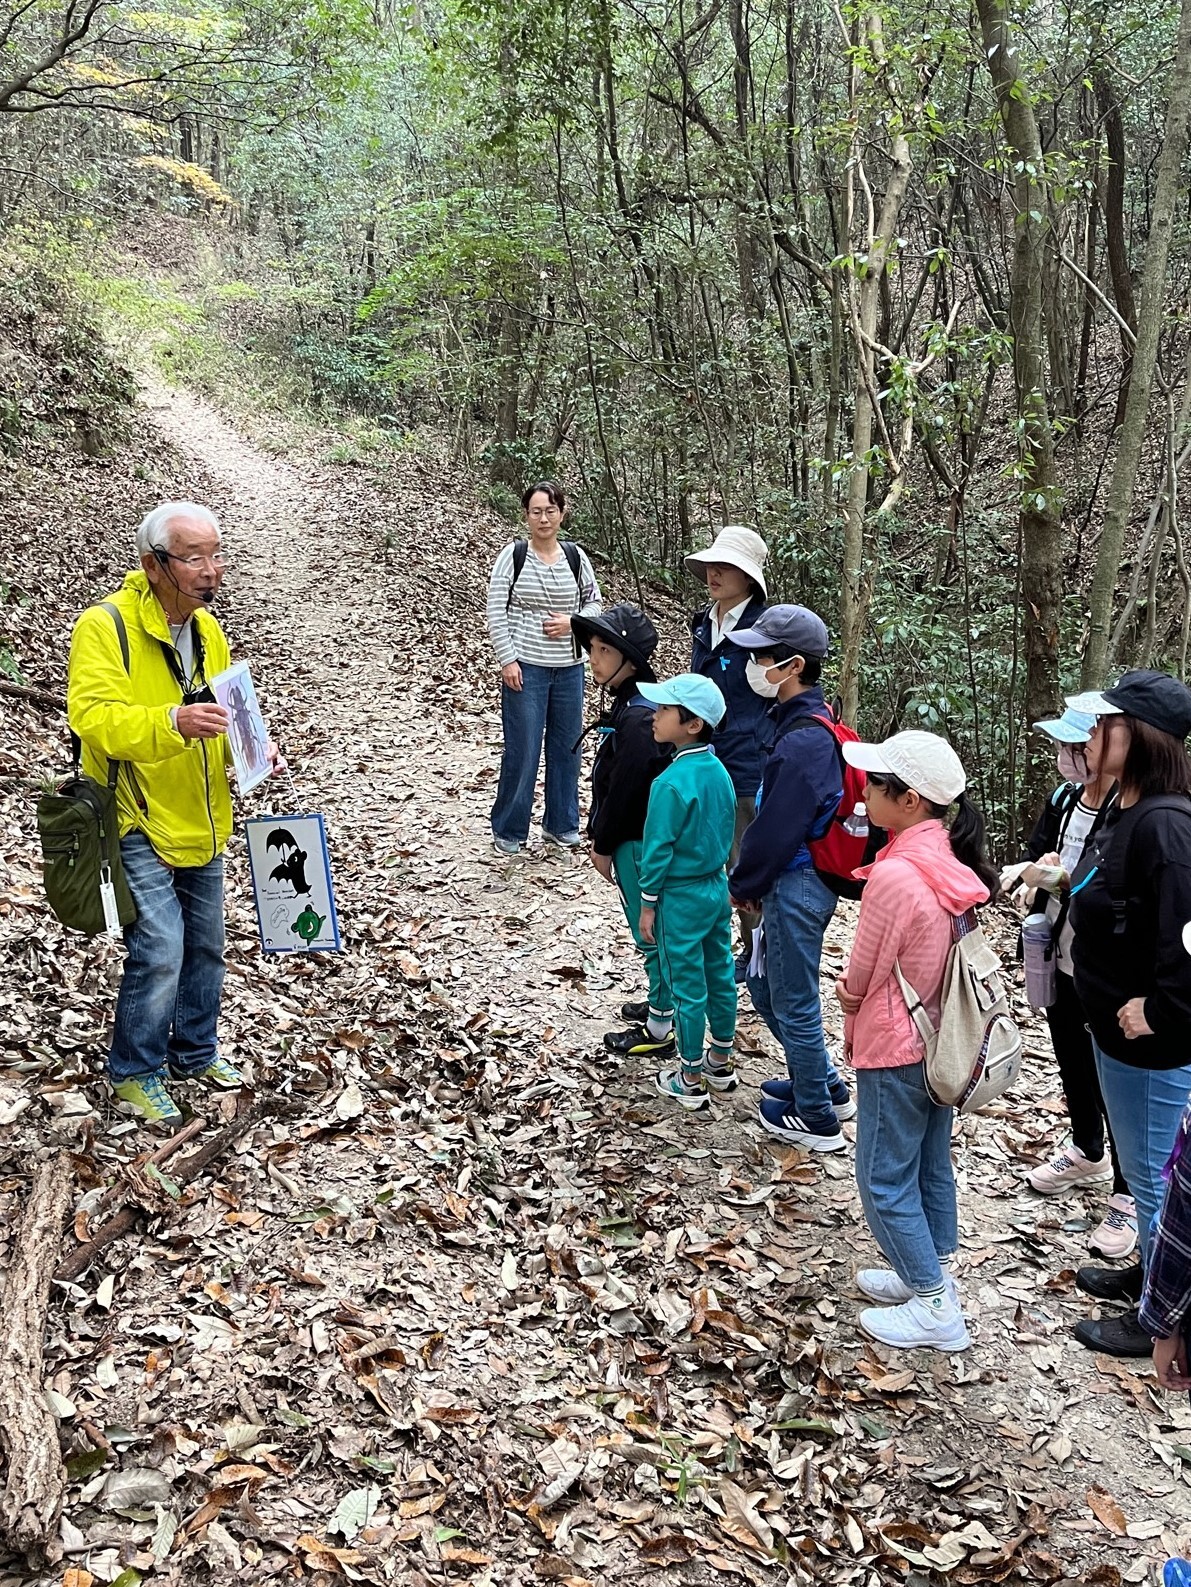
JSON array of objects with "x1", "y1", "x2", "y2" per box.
[{"x1": 6, "y1": 385, "x2": 1189, "y2": 1584}]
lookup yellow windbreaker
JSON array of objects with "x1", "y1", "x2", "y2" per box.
[{"x1": 66, "y1": 571, "x2": 234, "y2": 867}]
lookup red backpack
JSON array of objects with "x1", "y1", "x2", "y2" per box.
[{"x1": 787, "y1": 703, "x2": 883, "y2": 899}]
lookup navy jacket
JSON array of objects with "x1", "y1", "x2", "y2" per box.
[
  {"x1": 690, "y1": 594, "x2": 771, "y2": 801},
  {"x1": 729, "y1": 687, "x2": 843, "y2": 901},
  {"x1": 587, "y1": 683, "x2": 672, "y2": 855}
]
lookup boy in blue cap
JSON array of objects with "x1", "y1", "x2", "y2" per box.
[
  {"x1": 635, "y1": 673, "x2": 738, "y2": 1109},
  {"x1": 727, "y1": 605, "x2": 854, "y2": 1150}
]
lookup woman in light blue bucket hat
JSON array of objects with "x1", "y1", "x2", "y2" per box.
[{"x1": 1015, "y1": 702, "x2": 1133, "y2": 1259}]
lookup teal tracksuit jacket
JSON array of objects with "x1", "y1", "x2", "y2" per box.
[{"x1": 639, "y1": 745, "x2": 738, "y2": 1066}]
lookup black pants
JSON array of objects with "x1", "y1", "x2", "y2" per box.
[{"x1": 1044, "y1": 969, "x2": 1128, "y2": 1196}]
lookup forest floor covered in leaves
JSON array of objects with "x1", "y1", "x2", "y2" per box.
[{"x1": 2, "y1": 379, "x2": 1191, "y2": 1587}]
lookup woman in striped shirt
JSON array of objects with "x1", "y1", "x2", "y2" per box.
[{"x1": 486, "y1": 482, "x2": 602, "y2": 855}]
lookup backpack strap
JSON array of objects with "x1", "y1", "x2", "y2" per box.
[
  {"x1": 72, "y1": 602, "x2": 130, "y2": 788},
  {"x1": 506, "y1": 539, "x2": 584, "y2": 610},
  {"x1": 1104, "y1": 795, "x2": 1191, "y2": 934}
]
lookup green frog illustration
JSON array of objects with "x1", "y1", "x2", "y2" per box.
[{"x1": 292, "y1": 905, "x2": 326, "y2": 944}]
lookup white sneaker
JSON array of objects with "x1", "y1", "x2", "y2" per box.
[
  {"x1": 1026, "y1": 1145, "x2": 1114, "y2": 1195},
  {"x1": 856, "y1": 1268, "x2": 960, "y2": 1305},
  {"x1": 858, "y1": 1293, "x2": 971, "y2": 1352},
  {"x1": 1088, "y1": 1193, "x2": 1138, "y2": 1259}
]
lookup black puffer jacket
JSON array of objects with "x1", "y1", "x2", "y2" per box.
[{"x1": 587, "y1": 683, "x2": 672, "y2": 855}]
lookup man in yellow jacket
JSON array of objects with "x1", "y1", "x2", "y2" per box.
[{"x1": 67, "y1": 501, "x2": 278, "y2": 1123}]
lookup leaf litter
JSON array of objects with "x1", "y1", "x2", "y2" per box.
[{"x1": 0, "y1": 383, "x2": 1189, "y2": 1585}]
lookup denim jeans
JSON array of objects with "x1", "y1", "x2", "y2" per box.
[
  {"x1": 856, "y1": 1062, "x2": 957, "y2": 1293},
  {"x1": 491, "y1": 662, "x2": 585, "y2": 844},
  {"x1": 1092, "y1": 1039, "x2": 1191, "y2": 1268},
  {"x1": 110, "y1": 832, "x2": 226, "y2": 1082},
  {"x1": 746, "y1": 865, "x2": 840, "y2": 1130}
]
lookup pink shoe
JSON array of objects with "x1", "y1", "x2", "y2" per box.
[
  {"x1": 1088, "y1": 1194, "x2": 1138, "y2": 1260},
  {"x1": 1026, "y1": 1145, "x2": 1113, "y2": 1195}
]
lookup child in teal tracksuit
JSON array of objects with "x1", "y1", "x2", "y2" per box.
[{"x1": 636, "y1": 673, "x2": 738, "y2": 1109}]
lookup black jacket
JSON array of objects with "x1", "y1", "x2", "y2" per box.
[
  {"x1": 587, "y1": 683, "x2": 672, "y2": 855},
  {"x1": 1070, "y1": 797, "x2": 1191, "y2": 1067},
  {"x1": 690, "y1": 594, "x2": 771, "y2": 801}
]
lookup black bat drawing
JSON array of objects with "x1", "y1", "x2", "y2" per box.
[{"x1": 266, "y1": 827, "x2": 311, "y2": 895}]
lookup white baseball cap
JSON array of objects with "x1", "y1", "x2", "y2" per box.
[
  {"x1": 843, "y1": 730, "x2": 967, "y2": 805},
  {"x1": 684, "y1": 525, "x2": 768, "y2": 597}
]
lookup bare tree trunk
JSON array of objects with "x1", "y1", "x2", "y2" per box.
[
  {"x1": 0, "y1": 1155, "x2": 71, "y2": 1565},
  {"x1": 838, "y1": 12, "x2": 912, "y2": 723},
  {"x1": 1085, "y1": 0, "x2": 1191, "y2": 684},
  {"x1": 976, "y1": 0, "x2": 1063, "y2": 819}
]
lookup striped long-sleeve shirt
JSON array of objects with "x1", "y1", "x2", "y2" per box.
[
  {"x1": 486, "y1": 541, "x2": 602, "y2": 669},
  {"x1": 1139, "y1": 1099, "x2": 1191, "y2": 1341}
]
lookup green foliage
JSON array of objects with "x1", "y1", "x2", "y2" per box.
[{"x1": 0, "y1": 230, "x2": 136, "y2": 457}]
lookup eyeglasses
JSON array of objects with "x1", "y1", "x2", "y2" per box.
[
  {"x1": 527, "y1": 506, "x2": 562, "y2": 517},
  {"x1": 156, "y1": 548, "x2": 231, "y2": 570}
]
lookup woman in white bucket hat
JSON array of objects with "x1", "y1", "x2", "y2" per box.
[{"x1": 686, "y1": 525, "x2": 771, "y2": 972}]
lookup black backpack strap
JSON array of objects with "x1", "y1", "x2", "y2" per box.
[
  {"x1": 505, "y1": 540, "x2": 529, "y2": 610},
  {"x1": 74, "y1": 601, "x2": 131, "y2": 789},
  {"x1": 1105, "y1": 795, "x2": 1191, "y2": 934},
  {"x1": 561, "y1": 540, "x2": 582, "y2": 599},
  {"x1": 783, "y1": 713, "x2": 846, "y2": 780}
]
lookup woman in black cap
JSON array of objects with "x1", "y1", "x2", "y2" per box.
[
  {"x1": 571, "y1": 604, "x2": 675, "y2": 1059},
  {"x1": 1066, "y1": 669, "x2": 1191, "y2": 1357}
]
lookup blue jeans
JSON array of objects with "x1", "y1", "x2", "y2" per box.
[
  {"x1": 1093, "y1": 1039, "x2": 1191, "y2": 1268},
  {"x1": 746, "y1": 866, "x2": 840, "y2": 1130},
  {"x1": 856, "y1": 1062, "x2": 957, "y2": 1292},
  {"x1": 491, "y1": 662, "x2": 585, "y2": 844},
  {"x1": 110, "y1": 833, "x2": 226, "y2": 1082}
]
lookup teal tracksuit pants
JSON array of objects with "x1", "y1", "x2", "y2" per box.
[
  {"x1": 612, "y1": 839, "x2": 674, "y2": 1020},
  {"x1": 653, "y1": 871, "x2": 737, "y2": 1068}
]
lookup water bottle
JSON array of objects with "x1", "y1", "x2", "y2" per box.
[
  {"x1": 842, "y1": 801, "x2": 869, "y2": 838},
  {"x1": 1164, "y1": 1560, "x2": 1191, "y2": 1587}
]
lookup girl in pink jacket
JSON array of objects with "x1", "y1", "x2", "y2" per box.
[{"x1": 835, "y1": 731, "x2": 999, "y2": 1352}]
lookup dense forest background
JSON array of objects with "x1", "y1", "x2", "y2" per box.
[{"x1": 3, "y1": 0, "x2": 1191, "y2": 845}]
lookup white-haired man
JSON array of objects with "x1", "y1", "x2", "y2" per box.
[{"x1": 67, "y1": 502, "x2": 279, "y2": 1123}]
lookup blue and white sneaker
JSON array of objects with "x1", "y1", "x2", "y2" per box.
[
  {"x1": 757, "y1": 1095, "x2": 845, "y2": 1151},
  {"x1": 759, "y1": 1076, "x2": 856, "y2": 1122}
]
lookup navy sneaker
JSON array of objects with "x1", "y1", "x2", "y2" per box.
[
  {"x1": 757, "y1": 1095, "x2": 846, "y2": 1152},
  {"x1": 733, "y1": 950, "x2": 750, "y2": 986},
  {"x1": 759, "y1": 1076, "x2": 856, "y2": 1122}
]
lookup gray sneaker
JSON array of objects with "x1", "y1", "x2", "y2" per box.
[
  {"x1": 543, "y1": 830, "x2": 582, "y2": 849},
  {"x1": 492, "y1": 836, "x2": 524, "y2": 856}
]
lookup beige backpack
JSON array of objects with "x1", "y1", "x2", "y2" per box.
[{"x1": 894, "y1": 911, "x2": 1022, "y2": 1114}]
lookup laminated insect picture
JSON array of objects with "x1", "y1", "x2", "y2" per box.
[
  {"x1": 211, "y1": 661, "x2": 272, "y2": 795},
  {"x1": 245, "y1": 814, "x2": 341, "y2": 952}
]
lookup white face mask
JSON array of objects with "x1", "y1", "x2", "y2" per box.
[
  {"x1": 1056, "y1": 744, "x2": 1088, "y2": 784},
  {"x1": 747, "y1": 658, "x2": 787, "y2": 698}
]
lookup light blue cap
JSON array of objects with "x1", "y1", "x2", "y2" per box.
[
  {"x1": 1033, "y1": 705, "x2": 1096, "y2": 743},
  {"x1": 638, "y1": 672, "x2": 727, "y2": 727}
]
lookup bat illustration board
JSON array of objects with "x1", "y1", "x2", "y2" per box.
[
  {"x1": 245, "y1": 813, "x2": 341, "y2": 952},
  {"x1": 211, "y1": 660, "x2": 272, "y2": 795}
]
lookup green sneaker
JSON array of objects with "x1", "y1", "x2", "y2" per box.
[
  {"x1": 169, "y1": 1055, "x2": 244, "y2": 1090},
  {"x1": 654, "y1": 1066, "x2": 710, "y2": 1112},
  {"x1": 111, "y1": 1074, "x2": 183, "y2": 1124}
]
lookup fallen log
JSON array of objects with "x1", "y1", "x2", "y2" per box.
[
  {"x1": 0, "y1": 1153, "x2": 72, "y2": 1564},
  {"x1": 0, "y1": 679, "x2": 65, "y2": 712},
  {"x1": 55, "y1": 1099, "x2": 275, "y2": 1283}
]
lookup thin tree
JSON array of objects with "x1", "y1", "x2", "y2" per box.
[{"x1": 1084, "y1": 0, "x2": 1191, "y2": 685}]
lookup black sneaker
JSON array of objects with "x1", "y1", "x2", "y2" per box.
[
  {"x1": 733, "y1": 950, "x2": 751, "y2": 986},
  {"x1": 620, "y1": 999, "x2": 650, "y2": 1024},
  {"x1": 604, "y1": 1024, "x2": 676, "y2": 1057},
  {"x1": 1072, "y1": 1307, "x2": 1152, "y2": 1357},
  {"x1": 1075, "y1": 1262, "x2": 1143, "y2": 1303}
]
